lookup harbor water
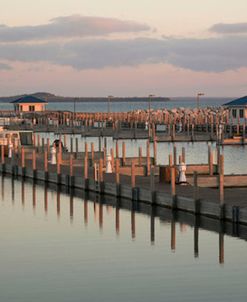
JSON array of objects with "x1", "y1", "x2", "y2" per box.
[{"x1": 0, "y1": 175, "x2": 247, "y2": 302}]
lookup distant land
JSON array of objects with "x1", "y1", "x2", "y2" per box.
[{"x1": 0, "y1": 92, "x2": 170, "y2": 103}]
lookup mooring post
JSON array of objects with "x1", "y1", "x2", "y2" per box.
[
  {"x1": 110, "y1": 148, "x2": 114, "y2": 171},
  {"x1": 69, "y1": 154, "x2": 74, "y2": 187},
  {"x1": 219, "y1": 154, "x2": 224, "y2": 216},
  {"x1": 44, "y1": 150, "x2": 48, "y2": 181},
  {"x1": 209, "y1": 150, "x2": 214, "y2": 176},
  {"x1": 33, "y1": 134, "x2": 36, "y2": 148},
  {"x1": 193, "y1": 171, "x2": 200, "y2": 214},
  {"x1": 131, "y1": 160, "x2": 136, "y2": 188},
  {"x1": 37, "y1": 134, "x2": 40, "y2": 151},
  {"x1": 91, "y1": 142, "x2": 94, "y2": 162},
  {"x1": 57, "y1": 149, "x2": 62, "y2": 185},
  {"x1": 153, "y1": 139, "x2": 157, "y2": 166},
  {"x1": 103, "y1": 147, "x2": 106, "y2": 167},
  {"x1": 84, "y1": 155, "x2": 89, "y2": 190},
  {"x1": 173, "y1": 144, "x2": 177, "y2": 166},
  {"x1": 69, "y1": 154, "x2": 73, "y2": 177},
  {"x1": 150, "y1": 166, "x2": 155, "y2": 203},
  {"x1": 41, "y1": 137, "x2": 45, "y2": 152},
  {"x1": 63, "y1": 135, "x2": 67, "y2": 149},
  {"x1": 99, "y1": 158, "x2": 104, "y2": 193},
  {"x1": 70, "y1": 137, "x2": 73, "y2": 154},
  {"x1": 171, "y1": 166, "x2": 176, "y2": 209},
  {"x1": 85, "y1": 142, "x2": 88, "y2": 161},
  {"x1": 182, "y1": 147, "x2": 185, "y2": 163},
  {"x1": 1, "y1": 144, "x2": 4, "y2": 165},
  {"x1": 75, "y1": 138, "x2": 79, "y2": 158},
  {"x1": 21, "y1": 146, "x2": 25, "y2": 177},
  {"x1": 122, "y1": 142, "x2": 126, "y2": 166},
  {"x1": 46, "y1": 138, "x2": 50, "y2": 154},
  {"x1": 138, "y1": 146, "x2": 142, "y2": 167},
  {"x1": 115, "y1": 158, "x2": 120, "y2": 184},
  {"x1": 146, "y1": 140, "x2": 150, "y2": 176},
  {"x1": 115, "y1": 140, "x2": 119, "y2": 159}
]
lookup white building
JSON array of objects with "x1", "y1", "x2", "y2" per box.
[
  {"x1": 12, "y1": 95, "x2": 47, "y2": 113},
  {"x1": 224, "y1": 96, "x2": 247, "y2": 124}
]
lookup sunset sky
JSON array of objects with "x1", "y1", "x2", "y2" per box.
[{"x1": 0, "y1": 0, "x2": 247, "y2": 97}]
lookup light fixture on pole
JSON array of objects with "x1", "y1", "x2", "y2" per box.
[
  {"x1": 148, "y1": 94, "x2": 155, "y2": 137},
  {"x1": 107, "y1": 95, "x2": 114, "y2": 115},
  {"x1": 196, "y1": 93, "x2": 205, "y2": 108}
]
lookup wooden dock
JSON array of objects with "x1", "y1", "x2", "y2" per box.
[{"x1": 1, "y1": 142, "x2": 247, "y2": 225}]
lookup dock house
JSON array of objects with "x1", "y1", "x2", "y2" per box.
[
  {"x1": 11, "y1": 95, "x2": 47, "y2": 113},
  {"x1": 224, "y1": 96, "x2": 247, "y2": 124}
]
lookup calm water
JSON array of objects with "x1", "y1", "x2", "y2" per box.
[
  {"x1": 0, "y1": 175, "x2": 247, "y2": 301},
  {"x1": 0, "y1": 97, "x2": 231, "y2": 112}
]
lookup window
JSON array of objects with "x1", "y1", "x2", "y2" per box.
[
  {"x1": 239, "y1": 109, "x2": 244, "y2": 118},
  {"x1": 232, "y1": 109, "x2": 237, "y2": 118},
  {"x1": 29, "y1": 105, "x2": 35, "y2": 111}
]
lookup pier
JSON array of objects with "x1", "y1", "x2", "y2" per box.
[{"x1": 1, "y1": 133, "x2": 247, "y2": 225}]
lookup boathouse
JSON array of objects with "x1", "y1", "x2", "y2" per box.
[
  {"x1": 11, "y1": 95, "x2": 47, "y2": 113},
  {"x1": 224, "y1": 96, "x2": 247, "y2": 124}
]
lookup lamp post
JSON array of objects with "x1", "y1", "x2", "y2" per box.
[
  {"x1": 73, "y1": 97, "x2": 77, "y2": 128},
  {"x1": 107, "y1": 95, "x2": 114, "y2": 115},
  {"x1": 148, "y1": 94, "x2": 155, "y2": 137},
  {"x1": 196, "y1": 93, "x2": 205, "y2": 109}
]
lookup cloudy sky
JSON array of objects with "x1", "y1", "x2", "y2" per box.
[{"x1": 0, "y1": 0, "x2": 247, "y2": 97}]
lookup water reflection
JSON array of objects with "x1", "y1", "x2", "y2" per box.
[{"x1": 4, "y1": 174, "x2": 247, "y2": 266}]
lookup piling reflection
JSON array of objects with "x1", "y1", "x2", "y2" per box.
[
  {"x1": 115, "y1": 202, "x2": 120, "y2": 235},
  {"x1": 219, "y1": 223, "x2": 225, "y2": 265},
  {"x1": 70, "y1": 194, "x2": 74, "y2": 223},
  {"x1": 44, "y1": 185, "x2": 48, "y2": 214},
  {"x1": 194, "y1": 216, "x2": 199, "y2": 258},
  {"x1": 150, "y1": 207, "x2": 155, "y2": 245},
  {"x1": 57, "y1": 190, "x2": 60, "y2": 219},
  {"x1": 1, "y1": 175, "x2": 4, "y2": 200},
  {"x1": 171, "y1": 214, "x2": 176, "y2": 252},
  {"x1": 0, "y1": 174, "x2": 237, "y2": 266},
  {"x1": 131, "y1": 205, "x2": 136, "y2": 239},
  {"x1": 84, "y1": 200, "x2": 88, "y2": 225},
  {"x1": 11, "y1": 177, "x2": 14, "y2": 203},
  {"x1": 21, "y1": 180, "x2": 25, "y2": 207},
  {"x1": 32, "y1": 182, "x2": 36, "y2": 211}
]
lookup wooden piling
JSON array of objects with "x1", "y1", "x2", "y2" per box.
[
  {"x1": 115, "y1": 140, "x2": 119, "y2": 159},
  {"x1": 21, "y1": 147, "x2": 25, "y2": 169},
  {"x1": 84, "y1": 156, "x2": 88, "y2": 179},
  {"x1": 122, "y1": 142, "x2": 126, "y2": 166},
  {"x1": 173, "y1": 144, "x2": 177, "y2": 166},
  {"x1": 138, "y1": 147, "x2": 142, "y2": 167},
  {"x1": 153, "y1": 139, "x2": 157, "y2": 165},
  {"x1": 170, "y1": 166, "x2": 176, "y2": 207},
  {"x1": 182, "y1": 147, "x2": 185, "y2": 163},
  {"x1": 219, "y1": 154, "x2": 224, "y2": 205},
  {"x1": 44, "y1": 150, "x2": 48, "y2": 172},
  {"x1": 91, "y1": 142, "x2": 95, "y2": 162},
  {"x1": 32, "y1": 149, "x2": 36, "y2": 171},
  {"x1": 131, "y1": 161, "x2": 136, "y2": 187},
  {"x1": 110, "y1": 148, "x2": 114, "y2": 171},
  {"x1": 146, "y1": 140, "x2": 150, "y2": 176},
  {"x1": 69, "y1": 154, "x2": 73, "y2": 177},
  {"x1": 75, "y1": 138, "x2": 79, "y2": 155},
  {"x1": 70, "y1": 137, "x2": 73, "y2": 153},
  {"x1": 85, "y1": 142, "x2": 88, "y2": 159},
  {"x1": 115, "y1": 158, "x2": 120, "y2": 184}
]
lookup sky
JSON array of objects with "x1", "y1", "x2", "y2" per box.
[{"x1": 0, "y1": 0, "x2": 247, "y2": 97}]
